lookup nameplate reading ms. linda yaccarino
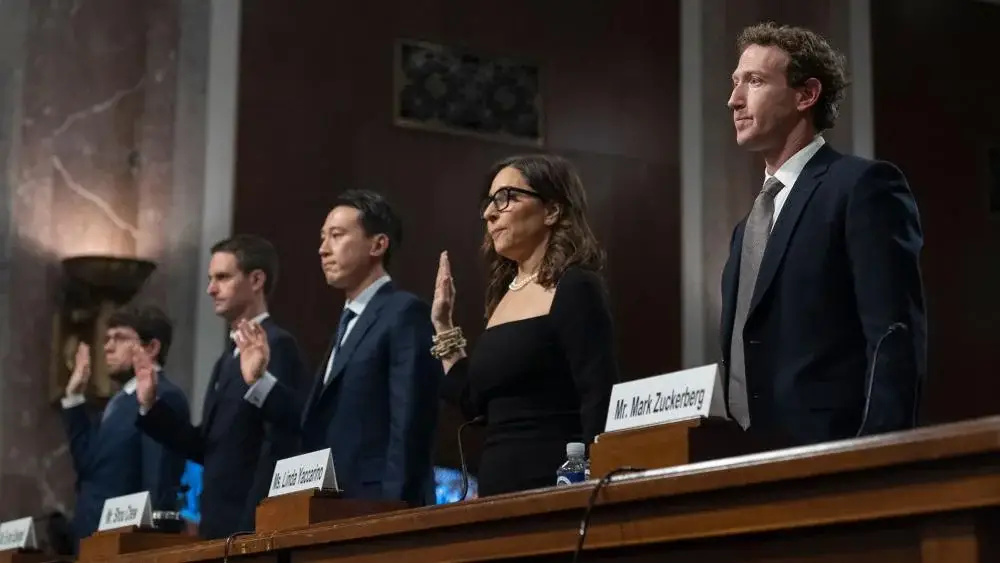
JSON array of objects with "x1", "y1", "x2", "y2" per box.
[
  {"x1": 604, "y1": 364, "x2": 723, "y2": 432},
  {"x1": 268, "y1": 448, "x2": 339, "y2": 498},
  {"x1": 97, "y1": 491, "x2": 153, "y2": 532},
  {"x1": 271, "y1": 464, "x2": 324, "y2": 490}
]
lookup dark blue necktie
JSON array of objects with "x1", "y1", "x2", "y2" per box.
[
  {"x1": 333, "y1": 308, "x2": 357, "y2": 356},
  {"x1": 321, "y1": 308, "x2": 357, "y2": 387}
]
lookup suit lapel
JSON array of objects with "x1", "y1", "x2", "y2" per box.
[
  {"x1": 302, "y1": 336, "x2": 337, "y2": 424},
  {"x1": 201, "y1": 353, "x2": 231, "y2": 433},
  {"x1": 323, "y1": 283, "x2": 394, "y2": 388},
  {"x1": 747, "y1": 145, "x2": 837, "y2": 318},
  {"x1": 720, "y1": 221, "x2": 746, "y2": 354}
]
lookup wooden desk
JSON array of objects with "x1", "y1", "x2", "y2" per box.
[
  {"x1": 115, "y1": 416, "x2": 1000, "y2": 562},
  {"x1": 0, "y1": 551, "x2": 63, "y2": 563}
]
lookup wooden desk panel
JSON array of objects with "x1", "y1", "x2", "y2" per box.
[{"x1": 113, "y1": 416, "x2": 1000, "y2": 562}]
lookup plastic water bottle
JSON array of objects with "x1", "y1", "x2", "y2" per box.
[{"x1": 555, "y1": 442, "x2": 589, "y2": 486}]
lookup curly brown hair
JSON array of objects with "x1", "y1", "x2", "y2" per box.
[
  {"x1": 737, "y1": 22, "x2": 850, "y2": 132},
  {"x1": 481, "y1": 154, "x2": 604, "y2": 320}
]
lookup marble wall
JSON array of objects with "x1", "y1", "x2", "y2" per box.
[{"x1": 0, "y1": 0, "x2": 211, "y2": 525}]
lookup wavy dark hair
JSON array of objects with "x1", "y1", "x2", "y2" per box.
[
  {"x1": 737, "y1": 22, "x2": 850, "y2": 132},
  {"x1": 481, "y1": 154, "x2": 605, "y2": 319}
]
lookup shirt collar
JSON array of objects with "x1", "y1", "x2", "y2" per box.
[
  {"x1": 345, "y1": 275, "x2": 391, "y2": 317},
  {"x1": 229, "y1": 311, "x2": 271, "y2": 341},
  {"x1": 766, "y1": 135, "x2": 825, "y2": 189}
]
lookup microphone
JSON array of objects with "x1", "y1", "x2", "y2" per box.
[
  {"x1": 457, "y1": 415, "x2": 485, "y2": 501},
  {"x1": 856, "y1": 322, "x2": 908, "y2": 437}
]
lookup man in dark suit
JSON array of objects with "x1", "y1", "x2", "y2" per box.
[
  {"x1": 246, "y1": 190, "x2": 442, "y2": 507},
  {"x1": 720, "y1": 22, "x2": 927, "y2": 445},
  {"x1": 135, "y1": 235, "x2": 308, "y2": 539},
  {"x1": 60, "y1": 305, "x2": 188, "y2": 551}
]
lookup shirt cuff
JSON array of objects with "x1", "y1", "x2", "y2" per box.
[
  {"x1": 243, "y1": 372, "x2": 277, "y2": 408},
  {"x1": 61, "y1": 394, "x2": 86, "y2": 409}
]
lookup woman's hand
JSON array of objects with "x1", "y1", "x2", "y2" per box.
[{"x1": 432, "y1": 251, "x2": 455, "y2": 333}]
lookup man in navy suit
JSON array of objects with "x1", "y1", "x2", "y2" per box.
[
  {"x1": 246, "y1": 190, "x2": 442, "y2": 507},
  {"x1": 61, "y1": 305, "x2": 189, "y2": 551},
  {"x1": 135, "y1": 235, "x2": 308, "y2": 539},
  {"x1": 720, "y1": 22, "x2": 927, "y2": 445}
]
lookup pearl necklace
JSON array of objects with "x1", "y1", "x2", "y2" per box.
[{"x1": 508, "y1": 272, "x2": 538, "y2": 291}]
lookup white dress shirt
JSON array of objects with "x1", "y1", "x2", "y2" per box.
[
  {"x1": 243, "y1": 274, "x2": 392, "y2": 407},
  {"x1": 322, "y1": 274, "x2": 392, "y2": 385},
  {"x1": 767, "y1": 135, "x2": 826, "y2": 229}
]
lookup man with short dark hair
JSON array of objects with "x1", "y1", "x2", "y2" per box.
[
  {"x1": 61, "y1": 304, "x2": 189, "y2": 551},
  {"x1": 248, "y1": 189, "x2": 442, "y2": 507},
  {"x1": 136, "y1": 234, "x2": 308, "y2": 539},
  {"x1": 720, "y1": 22, "x2": 927, "y2": 445}
]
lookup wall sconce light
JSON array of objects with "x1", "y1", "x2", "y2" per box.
[{"x1": 49, "y1": 255, "x2": 157, "y2": 404}]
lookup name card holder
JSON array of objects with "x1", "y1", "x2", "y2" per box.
[
  {"x1": 590, "y1": 364, "x2": 789, "y2": 477},
  {"x1": 256, "y1": 489, "x2": 407, "y2": 534},
  {"x1": 256, "y1": 448, "x2": 408, "y2": 533},
  {"x1": 0, "y1": 517, "x2": 50, "y2": 563},
  {"x1": 590, "y1": 416, "x2": 786, "y2": 477},
  {"x1": 77, "y1": 526, "x2": 200, "y2": 563}
]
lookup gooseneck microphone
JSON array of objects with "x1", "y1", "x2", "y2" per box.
[
  {"x1": 856, "y1": 322, "x2": 908, "y2": 437},
  {"x1": 458, "y1": 415, "x2": 485, "y2": 501}
]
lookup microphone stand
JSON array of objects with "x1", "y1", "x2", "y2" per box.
[{"x1": 457, "y1": 415, "x2": 485, "y2": 501}]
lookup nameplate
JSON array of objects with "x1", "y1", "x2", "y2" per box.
[
  {"x1": 268, "y1": 448, "x2": 338, "y2": 498},
  {"x1": 97, "y1": 491, "x2": 153, "y2": 532},
  {"x1": 0, "y1": 517, "x2": 36, "y2": 551},
  {"x1": 604, "y1": 363, "x2": 726, "y2": 432}
]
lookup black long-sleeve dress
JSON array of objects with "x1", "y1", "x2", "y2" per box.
[{"x1": 441, "y1": 266, "x2": 619, "y2": 496}]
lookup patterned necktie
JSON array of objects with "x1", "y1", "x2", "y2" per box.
[
  {"x1": 323, "y1": 308, "x2": 357, "y2": 385},
  {"x1": 728, "y1": 176, "x2": 785, "y2": 429}
]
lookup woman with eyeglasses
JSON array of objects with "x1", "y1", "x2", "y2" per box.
[{"x1": 431, "y1": 153, "x2": 619, "y2": 497}]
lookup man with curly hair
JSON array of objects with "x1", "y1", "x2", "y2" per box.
[{"x1": 720, "y1": 22, "x2": 927, "y2": 445}]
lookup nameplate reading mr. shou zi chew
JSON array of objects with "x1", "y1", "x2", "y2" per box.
[{"x1": 97, "y1": 491, "x2": 153, "y2": 532}]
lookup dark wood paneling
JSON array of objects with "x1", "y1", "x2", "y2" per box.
[
  {"x1": 233, "y1": 1, "x2": 681, "y2": 469},
  {"x1": 872, "y1": 0, "x2": 1000, "y2": 424}
]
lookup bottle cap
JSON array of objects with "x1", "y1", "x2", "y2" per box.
[{"x1": 566, "y1": 442, "x2": 585, "y2": 458}]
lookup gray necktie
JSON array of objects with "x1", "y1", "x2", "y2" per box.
[{"x1": 728, "y1": 176, "x2": 785, "y2": 429}]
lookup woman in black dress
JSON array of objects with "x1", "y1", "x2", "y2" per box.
[{"x1": 431, "y1": 154, "x2": 619, "y2": 497}]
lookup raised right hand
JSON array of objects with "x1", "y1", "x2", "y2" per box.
[
  {"x1": 66, "y1": 342, "x2": 91, "y2": 396},
  {"x1": 431, "y1": 251, "x2": 456, "y2": 333},
  {"x1": 132, "y1": 343, "x2": 158, "y2": 410}
]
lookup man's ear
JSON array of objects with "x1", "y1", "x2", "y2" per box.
[
  {"x1": 796, "y1": 77, "x2": 822, "y2": 112},
  {"x1": 543, "y1": 202, "x2": 562, "y2": 226},
  {"x1": 370, "y1": 233, "x2": 389, "y2": 258},
  {"x1": 248, "y1": 269, "x2": 267, "y2": 294},
  {"x1": 145, "y1": 339, "x2": 162, "y2": 363}
]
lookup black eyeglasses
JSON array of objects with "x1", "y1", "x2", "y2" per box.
[{"x1": 480, "y1": 187, "x2": 545, "y2": 215}]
